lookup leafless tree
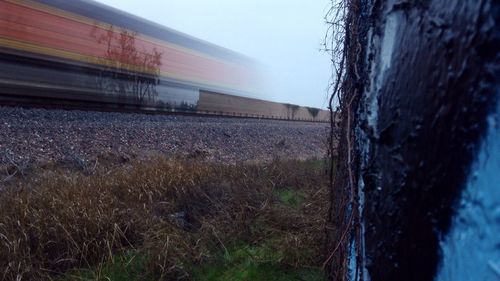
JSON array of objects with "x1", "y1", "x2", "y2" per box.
[
  {"x1": 90, "y1": 24, "x2": 162, "y2": 103},
  {"x1": 285, "y1": 103, "x2": 301, "y2": 119}
]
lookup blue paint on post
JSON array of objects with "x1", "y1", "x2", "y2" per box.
[{"x1": 436, "y1": 98, "x2": 500, "y2": 281}]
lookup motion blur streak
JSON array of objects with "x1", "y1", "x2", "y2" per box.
[{"x1": 0, "y1": 0, "x2": 328, "y2": 121}]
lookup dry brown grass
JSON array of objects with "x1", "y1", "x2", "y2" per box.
[{"x1": 0, "y1": 157, "x2": 329, "y2": 280}]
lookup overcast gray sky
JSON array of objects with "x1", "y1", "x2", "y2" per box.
[{"x1": 95, "y1": 0, "x2": 331, "y2": 109}]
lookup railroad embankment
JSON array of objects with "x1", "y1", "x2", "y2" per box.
[{"x1": 0, "y1": 106, "x2": 328, "y2": 181}]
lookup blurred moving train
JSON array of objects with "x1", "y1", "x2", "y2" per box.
[{"x1": 0, "y1": 0, "x2": 329, "y2": 121}]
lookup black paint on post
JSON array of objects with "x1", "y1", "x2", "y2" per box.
[{"x1": 329, "y1": 0, "x2": 499, "y2": 280}]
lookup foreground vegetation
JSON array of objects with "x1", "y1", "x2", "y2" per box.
[{"x1": 0, "y1": 158, "x2": 329, "y2": 280}]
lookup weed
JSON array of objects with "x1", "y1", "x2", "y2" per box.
[
  {"x1": 0, "y1": 158, "x2": 329, "y2": 280},
  {"x1": 192, "y1": 244, "x2": 326, "y2": 281},
  {"x1": 60, "y1": 251, "x2": 150, "y2": 281},
  {"x1": 277, "y1": 189, "x2": 305, "y2": 208}
]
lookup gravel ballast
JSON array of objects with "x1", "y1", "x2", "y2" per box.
[{"x1": 0, "y1": 106, "x2": 329, "y2": 172}]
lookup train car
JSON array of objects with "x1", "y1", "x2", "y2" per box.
[{"x1": 0, "y1": 0, "x2": 328, "y2": 121}]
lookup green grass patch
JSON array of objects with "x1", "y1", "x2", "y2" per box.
[
  {"x1": 60, "y1": 244, "x2": 326, "y2": 281},
  {"x1": 276, "y1": 188, "x2": 305, "y2": 208},
  {"x1": 192, "y1": 244, "x2": 326, "y2": 281},
  {"x1": 60, "y1": 251, "x2": 151, "y2": 281}
]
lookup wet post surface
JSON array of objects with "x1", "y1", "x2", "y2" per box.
[{"x1": 328, "y1": 0, "x2": 499, "y2": 280}]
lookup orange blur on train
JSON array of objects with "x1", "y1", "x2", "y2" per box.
[{"x1": 0, "y1": 0, "x2": 328, "y2": 121}]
